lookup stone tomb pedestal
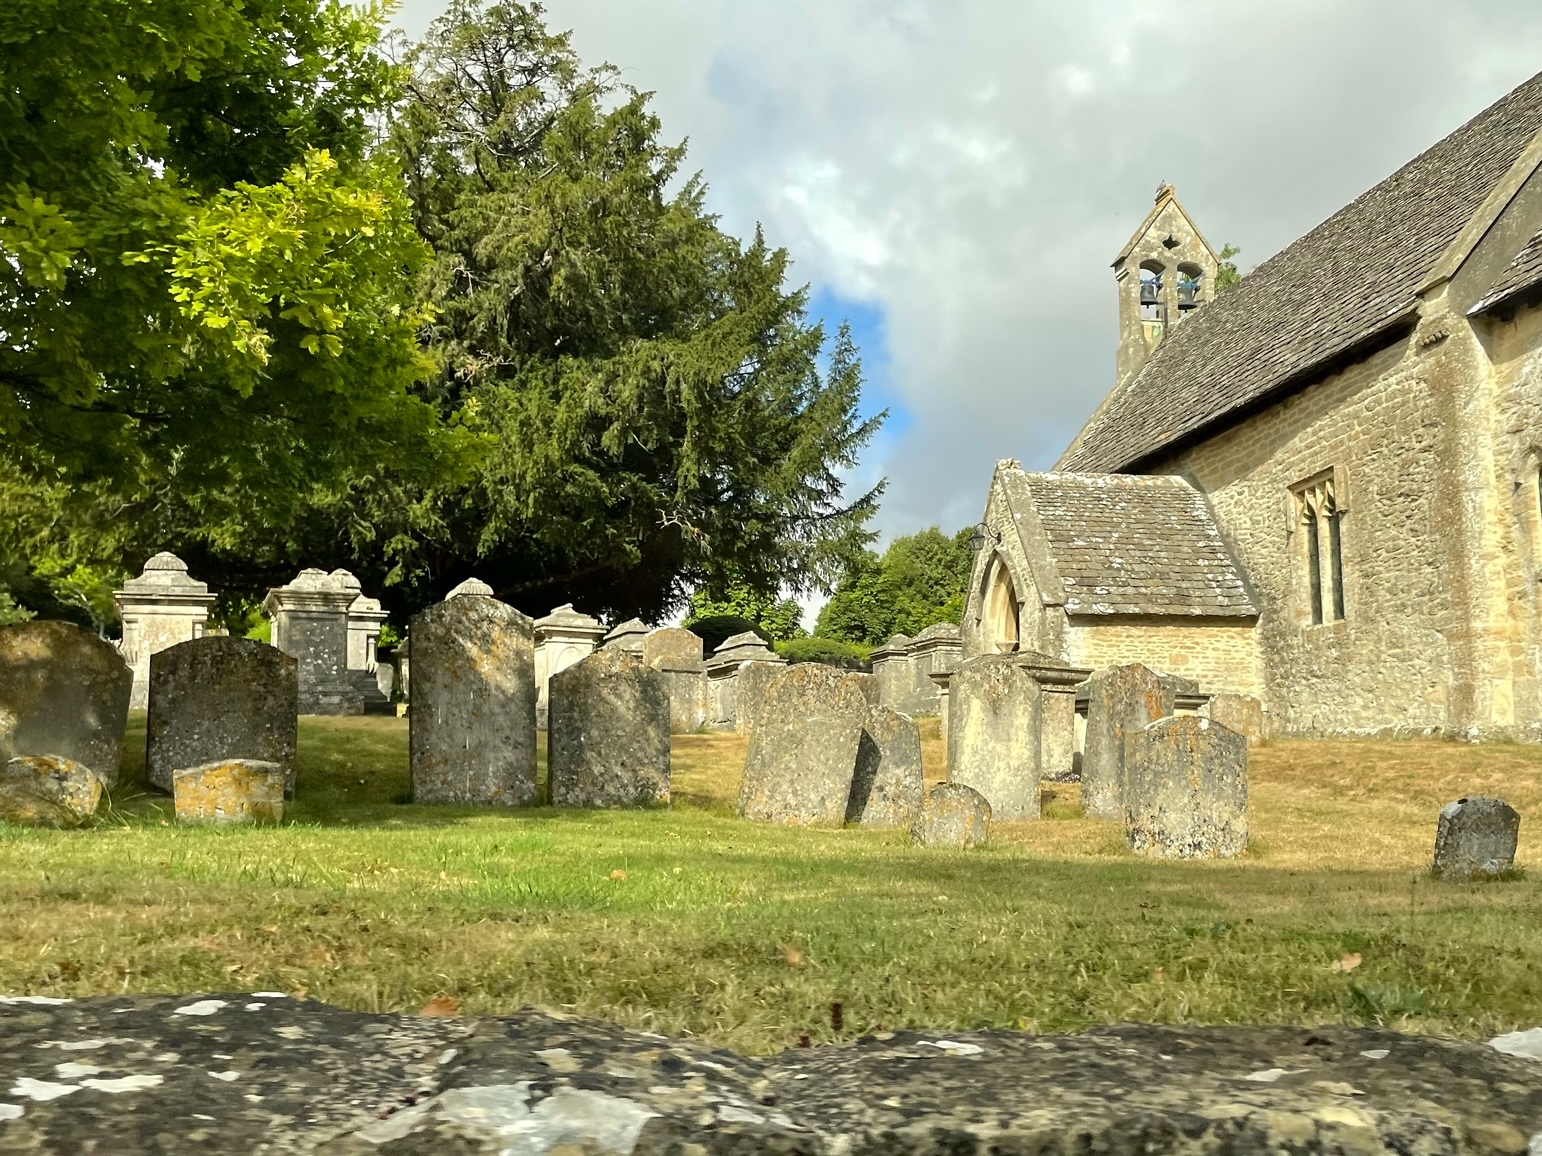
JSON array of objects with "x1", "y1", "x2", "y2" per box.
[
  {"x1": 533, "y1": 604, "x2": 606, "y2": 729},
  {"x1": 146, "y1": 636, "x2": 299, "y2": 795},
  {"x1": 548, "y1": 648, "x2": 670, "y2": 807},
  {"x1": 409, "y1": 580, "x2": 537, "y2": 806},
  {"x1": 0, "y1": 620, "x2": 132, "y2": 785},
  {"x1": 263, "y1": 569, "x2": 362, "y2": 715},
  {"x1": 114, "y1": 552, "x2": 215, "y2": 710}
]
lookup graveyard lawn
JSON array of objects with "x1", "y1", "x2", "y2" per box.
[{"x1": 1, "y1": 717, "x2": 1540, "y2": 1055}]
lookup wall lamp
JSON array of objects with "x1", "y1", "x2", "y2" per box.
[{"x1": 968, "y1": 522, "x2": 1002, "y2": 553}]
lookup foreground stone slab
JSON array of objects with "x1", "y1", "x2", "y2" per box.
[
  {"x1": 548, "y1": 648, "x2": 671, "y2": 808},
  {"x1": 737, "y1": 664, "x2": 867, "y2": 825},
  {"x1": 409, "y1": 589, "x2": 537, "y2": 807},
  {"x1": 1, "y1": 995, "x2": 1539, "y2": 1155},
  {"x1": 911, "y1": 781, "x2": 990, "y2": 847},
  {"x1": 847, "y1": 706, "x2": 924, "y2": 827},
  {"x1": 1124, "y1": 716, "x2": 1248, "y2": 859},
  {"x1": 0, "y1": 620, "x2": 132, "y2": 786},
  {"x1": 172, "y1": 759, "x2": 286, "y2": 824},
  {"x1": 1433, "y1": 796, "x2": 1521, "y2": 880},
  {"x1": 0, "y1": 756, "x2": 103, "y2": 827},
  {"x1": 146, "y1": 636, "x2": 299, "y2": 795}
]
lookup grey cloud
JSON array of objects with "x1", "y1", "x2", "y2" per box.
[{"x1": 394, "y1": 0, "x2": 1542, "y2": 541}]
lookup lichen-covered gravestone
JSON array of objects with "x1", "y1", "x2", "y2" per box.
[
  {"x1": 1432, "y1": 797, "x2": 1520, "y2": 880},
  {"x1": 738, "y1": 664, "x2": 869, "y2": 825},
  {"x1": 1203, "y1": 692, "x2": 1266, "y2": 747},
  {"x1": 642, "y1": 627, "x2": 709, "y2": 734},
  {"x1": 173, "y1": 759, "x2": 286, "y2": 824},
  {"x1": 0, "y1": 755, "x2": 104, "y2": 827},
  {"x1": 946, "y1": 654, "x2": 1041, "y2": 820},
  {"x1": 847, "y1": 707, "x2": 924, "y2": 827},
  {"x1": 548, "y1": 648, "x2": 671, "y2": 808},
  {"x1": 0, "y1": 620, "x2": 132, "y2": 785},
  {"x1": 409, "y1": 581, "x2": 538, "y2": 806},
  {"x1": 911, "y1": 782, "x2": 991, "y2": 847},
  {"x1": 1082, "y1": 663, "x2": 1196, "y2": 819},
  {"x1": 1123, "y1": 716, "x2": 1248, "y2": 858},
  {"x1": 733, "y1": 659, "x2": 784, "y2": 735},
  {"x1": 146, "y1": 636, "x2": 299, "y2": 795}
]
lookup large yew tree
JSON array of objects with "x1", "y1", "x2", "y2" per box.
[{"x1": 378, "y1": 0, "x2": 883, "y2": 620}]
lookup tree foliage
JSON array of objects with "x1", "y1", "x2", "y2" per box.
[
  {"x1": 379, "y1": 0, "x2": 883, "y2": 620},
  {"x1": 0, "y1": 0, "x2": 462, "y2": 613},
  {"x1": 815, "y1": 526, "x2": 972, "y2": 646},
  {"x1": 1216, "y1": 243, "x2": 1243, "y2": 293},
  {"x1": 683, "y1": 583, "x2": 805, "y2": 644}
]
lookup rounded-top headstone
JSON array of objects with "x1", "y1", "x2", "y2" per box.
[
  {"x1": 0, "y1": 620, "x2": 131, "y2": 784},
  {"x1": 146, "y1": 636, "x2": 299, "y2": 794},
  {"x1": 548, "y1": 648, "x2": 670, "y2": 808},
  {"x1": 1123, "y1": 715, "x2": 1248, "y2": 859},
  {"x1": 911, "y1": 782, "x2": 991, "y2": 848},
  {"x1": 1433, "y1": 797, "x2": 1520, "y2": 880},
  {"x1": 446, "y1": 577, "x2": 495, "y2": 599},
  {"x1": 641, "y1": 627, "x2": 704, "y2": 669}
]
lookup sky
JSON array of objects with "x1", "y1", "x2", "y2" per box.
[{"x1": 392, "y1": 0, "x2": 1542, "y2": 552}]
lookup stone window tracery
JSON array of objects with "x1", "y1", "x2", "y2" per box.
[{"x1": 1292, "y1": 473, "x2": 1346, "y2": 625}]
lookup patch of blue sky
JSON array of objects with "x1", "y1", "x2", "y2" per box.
[{"x1": 807, "y1": 287, "x2": 912, "y2": 439}]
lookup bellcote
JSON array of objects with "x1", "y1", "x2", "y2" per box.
[{"x1": 1113, "y1": 183, "x2": 1218, "y2": 385}]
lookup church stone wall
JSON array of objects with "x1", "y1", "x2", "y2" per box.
[
  {"x1": 1159, "y1": 335, "x2": 1460, "y2": 736},
  {"x1": 1062, "y1": 618, "x2": 1261, "y2": 697}
]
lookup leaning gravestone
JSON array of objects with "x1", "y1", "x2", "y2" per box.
[
  {"x1": 0, "y1": 620, "x2": 132, "y2": 785},
  {"x1": 847, "y1": 707, "x2": 924, "y2": 827},
  {"x1": 1432, "y1": 797, "x2": 1520, "y2": 880},
  {"x1": 146, "y1": 636, "x2": 299, "y2": 795},
  {"x1": 0, "y1": 756, "x2": 104, "y2": 828},
  {"x1": 1082, "y1": 663, "x2": 1196, "y2": 820},
  {"x1": 1124, "y1": 715, "x2": 1248, "y2": 858},
  {"x1": 911, "y1": 782, "x2": 991, "y2": 848},
  {"x1": 738, "y1": 664, "x2": 869, "y2": 825},
  {"x1": 733, "y1": 659, "x2": 785, "y2": 735},
  {"x1": 409, "y1": 580, "x2": 537, "y2": 806},
  {"x1": 173, "y1": 759, "x2": 286, "y2": 824},
  {"x1": 947, "y1": 654, "x2": 1041, "y2": 820},
  {"x1": 548, "y1": 648, "x2": 671, "y2": 807}
]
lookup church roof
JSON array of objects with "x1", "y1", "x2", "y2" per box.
[
  {"x1": 1006, "y1": 470, "x2": 1256, "y2": 617},
  {"x1": 1062, "y1": 70, "x2": 1542, "y2": 473},
  {"x1": 1472, "y1": 225, "x2": 1542, "y2": 315}
]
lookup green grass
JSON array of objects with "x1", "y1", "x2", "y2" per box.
[{"x1": 2, "y1": 715, "x2": 1541, "y2": 1054}]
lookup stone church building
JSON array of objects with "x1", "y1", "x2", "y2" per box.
[{"x1": 963, "y1": 71, "x2": 1542, "y2": 739}]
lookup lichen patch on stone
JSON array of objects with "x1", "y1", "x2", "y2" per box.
[
  {"x1": 10, "y1": 1078, "x2": 80, "y2": 1102},
  {"x1": 172, "y1": 999, "x2": 227, "y2": 1017}
]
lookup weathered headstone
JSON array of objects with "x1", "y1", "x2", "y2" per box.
[
  {"x1": 113, "y1": 552, "x2": 215, "y2": 710},
  {"x1": 1432, "y1": 797, "x2": 1520, "y2": 880},
  {"x1": 738, "y1": 664, "x2": 868, "y2": 825},
  {"x1": 1202, "y1": 692, "x2": 1266, "y2": 747},
  {"x1": 146, "y1": 636, "x2": 299, "y2": 795},
  {"x1": 731, "y1": 657, "x2": 786, "y2": 735},
  {"x1": 0, "y1": 620, "x2": 132, "y2": 785},
  {"x1": 0, "y1": 756, "x2": 104, "y2": 827},
  {"x1": 946, "y1": 654, "x2": 1042, "y2": 820},
  {"x1": 847, "y1": 707, "x2": 924, "y2": 827},
  {"x1": 846, "y1": 672, "x2": 881, "y2": 708},
  {"x1": 908, "y1": 622, "x2": 963, "y2": 713},
  {"x1": 911, "y1": 782, "x2": 991, "y2": 848},
  {"x1": 173, "y1": 759, "x2": 286, "y2": 824},
  {"x1": 262, "y1": 569, "x2": 360, "y2": 715},
  {"x1": 1123, "y1": 715, "x2": 1248, "y2": 859},
  {"x1": 638, "y1": 628, "x2": 709, "y2": 734},
  {"x1": 409, "y1": 585, "x2": 537, "y2": 806},
  {"x1": 548, "y1": 648, "x2": 670, "y2": 807},
  {"x1": 1082, "y1": 663, "x2": 1196, "y2": 820},
  {"x1": 870, "y1": 635, "x2": 914, "y2": 712}
]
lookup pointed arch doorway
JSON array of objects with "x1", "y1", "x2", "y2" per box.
[{"x1": 981, "y1": 553, "x2": 1020, "y2": 654}]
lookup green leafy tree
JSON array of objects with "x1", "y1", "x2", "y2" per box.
[
  {"x1": 684, "y1": 583, "x2": 805, "y2": 643},
  {"x1": 375, "y1": 0, "x2": 882, "y2": 620},
  {"x1": 1216, "y1": 243, "x2": 1243, "y2": 293},
  {"x1": 815, "y1": 527, "x2": 972, "y2": 646},
  {"x1": 0, "y1": 0, "x2": 466, "y2": 618}
]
